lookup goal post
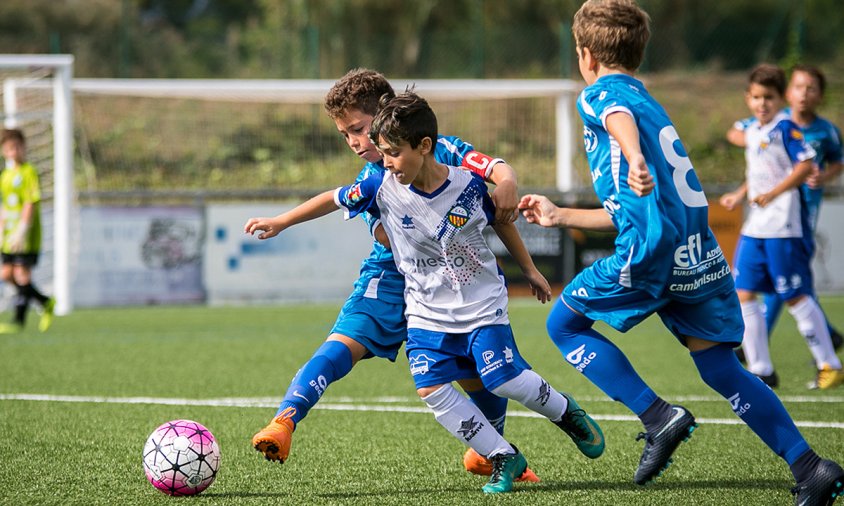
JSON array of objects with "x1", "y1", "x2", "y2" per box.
[{"x1": 0, "y1": 54, "x2": 74, "y2": 315}]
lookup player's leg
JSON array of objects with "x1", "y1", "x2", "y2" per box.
[
  {"x1": 252, "y1": 296, "x2": 401, "y2": 463},
  {"x1": 470, "y1": 324, "x2": 604, "y2": 460},
  {"x1": 0, "y1": 260, "x2": 21, "y2": 333},
  {"x1": 769, "y1": 238, "x2": 843, "y2": 389},
  {"x1": 408, "y1": 330, "x2": 526, "y2": 494},
  {"x1": 676, "y1": 291, "x2": 844, "y2": 503},
  {"x1": 733, "y1": 236, "x2": 778, "y2": 385},
  {"x1": 12, "y1": 257, "x2": 53, "y2": 332}
]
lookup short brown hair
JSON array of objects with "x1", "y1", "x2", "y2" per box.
[
  {"x1": 790, "y1": 64, "x2": 826, "y2": 95},
  {"x1": 324, "y1": 68, "x2": 396, "y2": 120},
  {"x1": 748, "y1": 63, "x2": 786, "y2": 97},
  {"x1": 0, "y1": 128, "x2": 25, "y2": 146},
  {"x1": 369, "y1": 92, "x2": 437, "y2": 150},
  {"x1": 572, "y1": 0, "x2": 651, "y2": 71}
]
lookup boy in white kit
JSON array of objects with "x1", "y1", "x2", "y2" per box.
[{"x1": 335, "y1": 91, "x2": 605, "y2": 494}]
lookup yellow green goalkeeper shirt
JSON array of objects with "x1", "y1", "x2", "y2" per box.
[{"x1": 1, "y1": 162, "x2": 42, "y2": 254}]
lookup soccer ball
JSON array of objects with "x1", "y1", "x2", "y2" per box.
[{"x1": 142, "y1": 419, "x2": 220, "y2": 496}]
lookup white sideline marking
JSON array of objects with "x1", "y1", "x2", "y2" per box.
[{"x1": 2, "y1": 393, "x2": 843, "y2": 429}]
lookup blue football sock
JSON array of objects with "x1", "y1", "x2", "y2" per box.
[
  {"x1": 691, "y1": 343, "x2": 809, "y2": 465},
  {"x1": 546, "y1": 299, "x2": 657, "y2": 415},
  {"x1": 465, "y1": 387, "x2": 508, "y2": 435},
  {"x1": 762, "y1": 292, "x2": 783, "y2": 339},
  {"x1": 275, "y1": 340, "x2": 354, "y2": 425}
]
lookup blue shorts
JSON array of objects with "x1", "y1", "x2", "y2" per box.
[
  {"x1": 330, "y1": 295, "x2": 406, "y2": 361},
  {"x1": 406, "y1": 325, "x2": 531, "y2": 390},
  {"x1": 733, "y1": 236, "x2": 813, "y2": 301},
  {"x1": 562, "y1": 276, "x2": 744, "y2": 345}
]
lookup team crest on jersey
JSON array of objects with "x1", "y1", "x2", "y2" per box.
[
  {"x1": 790, "y1": 128, "x2": 804, "y2": 140},
  {"x1": 447, "y1": 205, "x2": 469, "y2": 228},
  {"x1": 583, "y1": 126, "x2": 598, "y2": 153},
  {"x1": 346, "y1": 183, "x2": 364, "y2": 204}
]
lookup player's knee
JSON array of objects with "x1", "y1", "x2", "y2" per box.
[
  {"x1": 311, "y1": 340, "x2": 354, "y2": 379},
  {"x1": 546, "y1": 302, "x2": 591, "y2": 347}
]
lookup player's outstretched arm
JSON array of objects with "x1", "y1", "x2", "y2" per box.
[
  {"x1": 244, "y1": 190, "x2": 338, "y2": 240},
  {"x1": 811, "y1": 161, "x2": 842, "y2": 189},
  {"x1": 726, "y1": 126, "x2": 747, "y2": 148},
  {"x1": 492, "y1": 221, "x2": 552, "y2": 303},
  {"x1": 605, "y1": 111, "x2": 654, "y2": 197},
  {"x1": 486, "y1": 162, "x2": 519, "y2": 224},
  {"x1": 519, "y1": 194, "x2": 615, "y2": 232},
  {"x1": 752, "y1": 159, "x2": 813, "y2": 208},
  {"x1": 719, "y1": 182, "x2": 747, "y2": 211}
]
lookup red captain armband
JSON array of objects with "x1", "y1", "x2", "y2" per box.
[{"x1": 461, "y1": 151, "x2": 496, "y2": 178}]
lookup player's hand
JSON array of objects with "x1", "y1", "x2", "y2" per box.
[
  {"x1": 751, "y1": 192, "x2": 773, "y2": 208},
  {"x1": 719, "y1": 192, "x2": 741, "y2": 211},
  {"x1": 8, "y1": 225, "x2": 27, "y2": 253},
  {"x1": 523, "y1": 268, "x2": 552, "y2": 304},
  {"x1": 627, "y1": 154, "x2": 654, "y2": 196},
  {"x1": 519, "y1": 194, "x2": 560, "y2": 228},
  {"x1": 806, "y1": 165, "x2": 822, "y2": 189},
  {"x1": 490, "y1": 178, "x2": 519, "y2": 224},
  {"x1": 243, "y1": 217, "x2": 285, "y2": 240},
  {"x1": 373, "y1": 223, "x2": 391, "y2": 249}
]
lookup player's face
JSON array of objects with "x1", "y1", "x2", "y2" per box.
[
  {"x1": 376, "y1": 137, "x2": 424, "y2": 185},
  {"x1": 1, "y1": 139, "x2": 24, "y2": 166},
  {"x1": 787, "y1": 71, "x2": 822, "y2": 117},
  {"x1": 333, "y1": 108, "x2": 382, "y2": 163},
  {"x1": 745, "y1": 83, "x2": 783, "y2": 125}
]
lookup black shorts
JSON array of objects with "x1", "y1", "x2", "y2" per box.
[{"x1": 1, "y1": 253, "x2": 39, "y2": 267}]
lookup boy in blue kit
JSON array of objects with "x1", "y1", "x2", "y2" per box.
[
  {"x1": 335, "y1": 91, "x2": 604, "y2": 494},
  {"x1": 721, "y1": 64, "x2": 843, "y2": 391},
  {"x1": 518, "y1": 1, "x2": 843, "y2": 503},
  {"x1": 724, "y1": 64, "x2": 844, "y2": 386},
  {"x1": 246, "y1": 68, "x2": 540, "y2": 481}
]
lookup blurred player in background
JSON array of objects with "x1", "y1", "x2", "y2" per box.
[
  {"x1": 0, "y1": 128, "x2": 55, "y2": 333},
  {"x1": 334, "y1": 91, "x2": 604, "y2": 494},
  {"x1": 724, "y1": 64, "x2": 844, "y2": 385},
  {"x1": 721, "y1": 64, "x2": 843, "y2": 391},
  {"x1": 245, "y1": 69, "x2": 541, "y2": 481},
  {"x1": 520, "y1": 2, "x2": 844, "y2": 503}
]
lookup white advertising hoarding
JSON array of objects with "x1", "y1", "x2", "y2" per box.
[{"x1": 203, "y1": 203, "x2": 372, "y2": 304}]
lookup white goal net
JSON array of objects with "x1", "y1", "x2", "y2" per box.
[{"x1": 0, "y1": 55, "x2": 74, "y2": 315}]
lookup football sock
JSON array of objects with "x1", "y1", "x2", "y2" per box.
[
  {"x1": 546, "y1": 299, "x2": 657, "y2": 415},
  {"x1": 491, "y1": 369, "x2": 568, "y2": 421},
  {"x1": 423, "y1": 384, "x2": 514, "y2": 458},
  {"x1": 790, "y1": 449, "x2": 823, "y2": 483},
  {"x1": 691, "y1": 343, "x2": 809, "y2": 464},
  {"x1": 638, "y1": 397, "x2": 674, "y2": 434},
  {"x1": 787, "y1": 296, "x2": 841, "y2": 369},
  {"x1": 465, "y1": 387, "x2": 508, "y2": 435},
  {"x1": 762, "y1": 292, "x2": 783, "y2": 339},
  {"x1": 18, "y1": 283, "x2": 48, "y2": 305},
  {"x1": 274, "y1": 340, "x2": 354, "y2": 424},
  {"x1": 13, "y1": 292, "x2": 28, "y2": 325},
  {"x1": 740, "y1": 300, "x2": 774, "y2": 376}
]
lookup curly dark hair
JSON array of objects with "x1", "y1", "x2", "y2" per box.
[{"x1": 324, "y1": 68, "x2": 396, "y2": 119}]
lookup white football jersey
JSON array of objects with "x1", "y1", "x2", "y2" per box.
[
  {"x1": 742, "y1": 111, "x2": 816, "y2": 238},
  {"x1": 335, "y1": 165, "x2": 509, "y2": 332}
]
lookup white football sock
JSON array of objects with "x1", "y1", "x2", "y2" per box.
[
  {"x1": 491, "y1": 370, "x2": 568, "y2": 421},
  {"x1": 788, "y1": 297, "x2": 842, "y2": 369},
  {"x1": 422, "y1": 384, "x2": 514, "y2": 458},
  {"x1": 741, "y1": 300, "x2": 774, "y2": 376}
]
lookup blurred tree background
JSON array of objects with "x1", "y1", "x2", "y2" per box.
[
  {"x1": 1, "y1": 0, "x2": 841, "y2": 195},
  {"x1": 2, "y1": 0, "x2": 841, "y2": 79}
]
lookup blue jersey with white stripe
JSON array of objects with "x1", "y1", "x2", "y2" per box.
[
  {"x1": 346, "y1": 135, "x2": 502, "y2": 305},
  {"x1": 578, "y1": 74, "x2": 732, "y2": 301}
]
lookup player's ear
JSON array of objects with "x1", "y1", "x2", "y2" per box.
[{"x1": 419, "y1": 136, "x2": 433, "y2": 155}]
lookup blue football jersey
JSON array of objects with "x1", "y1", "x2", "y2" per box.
[
  {"x1": 342, "y1": 136, "x2": 503, "y2": 305},
  {"x1": 578, "y1": 74, "x2": 732, "y2": 302}
]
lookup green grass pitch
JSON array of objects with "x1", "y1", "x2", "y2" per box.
[{"x1": 1, "y1": 297, "x2": 842, "y2": 505}]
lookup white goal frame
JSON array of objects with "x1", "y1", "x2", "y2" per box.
[{"x1": 0, "y1": 54, "x2": 74, "y2": 315}]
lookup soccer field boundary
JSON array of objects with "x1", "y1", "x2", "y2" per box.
[{"x1": 3, "y1": 393, "x2": 843, "y2": 429}]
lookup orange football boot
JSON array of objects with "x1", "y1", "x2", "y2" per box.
[
  {"x1": 463, "y1": 447, "x2": 540, "y2": 482},
  {"x1": 252, "y1": 407, "x2": 296, "y2": 463}
]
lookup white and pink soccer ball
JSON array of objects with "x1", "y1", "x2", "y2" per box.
[{"x1": 142, "y1": 419, "x2": 220, "y2": 496}]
